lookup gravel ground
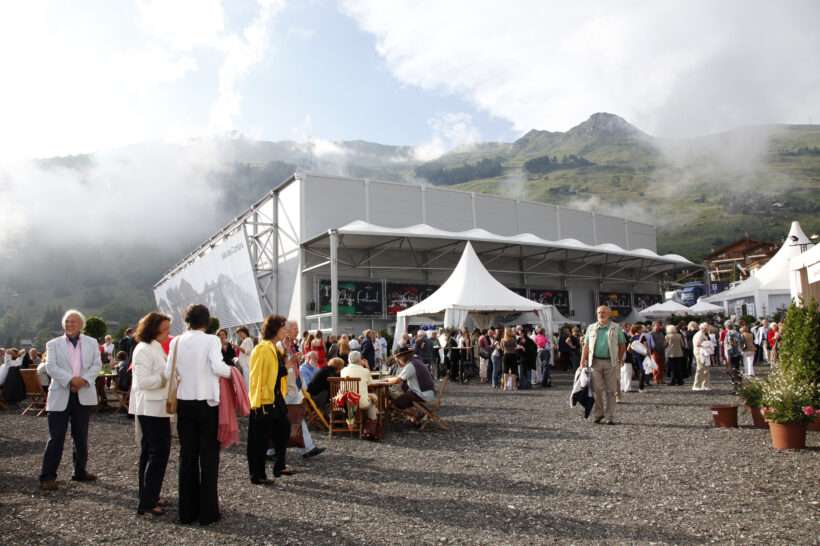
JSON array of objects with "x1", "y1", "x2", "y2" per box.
[{"x1": 1, "y1": 367, "x2": 818, "y2": 546}]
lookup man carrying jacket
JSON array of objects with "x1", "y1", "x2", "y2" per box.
[{"x1": 580, "y1": 305, "x2": 626, "y2": 425}]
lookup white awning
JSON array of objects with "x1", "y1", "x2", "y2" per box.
[
  {"x1": 334, "y1": 220, "x2": 692, "y2": 266},
  {"x1": 640, "y1": 299, "x2": 690, "y2": 318},
  {"x1": 688, "y1": 299, "x2": 724, "y2": 314}
]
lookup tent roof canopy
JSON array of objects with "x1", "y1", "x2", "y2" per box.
[
  {"x1": 639, "y1": 299, "x2": 690, "y2": 318},
  {"x1": 321, "y1": 220, "x2": 692, "y2": 267},
  {"x1": 706, "y1": 221, "x2": 812, "y2": 303},
  {"x1": 398, "y1": 242, "x2": 545, "y2": 317}
]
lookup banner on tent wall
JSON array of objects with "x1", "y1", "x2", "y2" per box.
[
  {"x1": 528, "y1": 289, "x2": 570, "y2": 316},
  {"x1": 154, "y1": 230, "x2": 265, "y2": 335},
  {"x1": 633, "y1": 293, "x2": 663, "y2": 312},
  {"x1": 319, "y1": 279, "x2": 383, "y2": 316},
  {"x1": 386, "y1": 283, "x2": 438, "y2": 315},
  {"x1": 598, "y1": 291, "x2": 632, "y2": 319}
]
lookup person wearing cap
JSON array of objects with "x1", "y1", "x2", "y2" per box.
[
  {"x1": 385, "y1": 347, "x2": 436, "y2": 411},
  {"x1": 580, "y1": 305, "x2": 626, "y2": 425}
]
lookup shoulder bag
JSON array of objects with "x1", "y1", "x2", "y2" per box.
[{"x1": 165, "y1": 339, "x2": 179, "y2": 415}]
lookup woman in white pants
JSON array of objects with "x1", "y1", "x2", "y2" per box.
[
  {"x1": 692, "y1": 323, "x2": 712, "y2": 391},
  {"x1": 740, "y1": 326, "x2": 756, "y2": 377}
]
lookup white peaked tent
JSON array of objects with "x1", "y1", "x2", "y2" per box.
[
  {"x1": 639, "y1": 299, "x2": 690, "y2": 318},
  {"x1": 688, "y1": 299, "x2": 724, "y2": 314},
  {"x1": 705, "y1": 221, "x2": 812, "y2": 317},
  {"x1": 393, "y1": 242, "x2": 550, "y2": 349}
]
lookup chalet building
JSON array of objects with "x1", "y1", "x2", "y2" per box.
[{"x1": 704, "y1": 238, "x2": 778, "y2": 283}]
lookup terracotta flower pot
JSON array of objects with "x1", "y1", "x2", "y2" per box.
[
  {"x1": 768, "y1": 422, "x2": 807, "y2": 449},
  {"x1": 746, "y1": 405, "x2": 768, "y2": 429},
  {"x1": 808, "y1": 416, "x2": 820, "y2": 432},
  {"x1": 710, "y1": 405, "x2": 738, "y2": 428}
]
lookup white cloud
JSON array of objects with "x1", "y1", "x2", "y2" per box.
[
  {"x1": 136, "y1": 0, "x2": 225, "y2": 50},
  {"x1": 413, "y1": 112, "x2": 480, "y2": 161},
  {"x1": 341, "y1": 0, "x2": 820, "y2": 137},
  {"x1": 208, "y1": 0, "x2": 286, "y2": 133}
]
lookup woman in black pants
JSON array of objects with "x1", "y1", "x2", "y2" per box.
[
  {"x1": 246, "y1": 314, "x2": 292, "y2": 484},
  {"x1": 130, "y1": 312, "x2": 173, "y2": 516},
  {"x1": 165, "y1": 304, "x2": 232, "y2": 526}
]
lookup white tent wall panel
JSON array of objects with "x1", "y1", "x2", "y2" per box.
[
  {"x1": 473, "y1": 193, "x2": 521, "y2": 235},
  {"x1": 557, "y1": 208, "x2": 596, "y2": 244},
  {"x1": 423, "y1": 187, "x2": 474, "y2": 232},
  {"x1": 368, "y1": 181, "x2": 424, "y2": 227},
  {"x1": 277, "y1": 178, "x2": 303, "y2": 324},
  {"x1": 301, "y1": 175, "x2": 366, "y2": 238},
  {"x1": 627, "y1": 221, "x2": 657, "y2": 252},
  {"x1": 518, "y1": 201, "x2": 560, "y2": 240},
  {"x1": 595, "y1": 214, "x2": 629, "y2": 248}
]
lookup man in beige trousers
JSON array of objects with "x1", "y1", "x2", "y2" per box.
[{"x1": 580, "y1": 306, "x2": 627, "y2": 425}]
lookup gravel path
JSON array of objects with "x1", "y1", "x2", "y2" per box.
[{"x1": 1, "y1": 367, "x2": 817, "y2": 545}]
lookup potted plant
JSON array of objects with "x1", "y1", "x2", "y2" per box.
[
  {"x1": 760, "y1": 371, "x2": 817, "y2": 449},
  {"x1": 737, "y1": 378, "x2": 767, "y2": 429},
  {"x1": 777, "y1": 299, "x2": 820, "y2": 431}
]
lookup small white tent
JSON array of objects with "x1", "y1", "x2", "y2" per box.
[
  {"x1": 393, "y1": 242, "x2": 550, "y2": 349},
  {"x1": 687, "y1": 299, "x2": 724, "y2": 315},
  {"x1": 639, "y1": 299, "x2": 690, "y2": 318},
  {"x1": 705, "y1": 221, "x2": 812, "y2": 317}
]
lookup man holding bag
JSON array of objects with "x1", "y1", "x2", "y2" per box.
[{"x1": 580, "y1": 305, "x2": 626, "y2": 425}]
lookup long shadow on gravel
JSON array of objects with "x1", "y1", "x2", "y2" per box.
[
  {"x1": 287, "y1": 479, "x2": 700, "y2": 544},
  {"x1": 0, "y1": 434, "x2": 44, "y2": 458}
]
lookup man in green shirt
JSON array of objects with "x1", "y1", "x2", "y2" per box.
[{"x1": 580, "y1": 305, "x2": 627, "y2": 424}]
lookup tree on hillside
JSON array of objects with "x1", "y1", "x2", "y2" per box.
[
  {"x1": 415, "y1": 158, "x2": 504, "y2": 185},
  {"x1": 84, "y1": 316, "x2": 107, "y2": 341}
]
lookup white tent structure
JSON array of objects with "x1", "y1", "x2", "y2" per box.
[
  {"x1": 791, "y1": 242, "x2": 820, "y2": 303},
  {"x1": 705, "y1": 221, "x2": 813, "y2": 317},
  {"x1": 639, "y1": 299, "x2": 691, "y2": 318},
  {"x1": 687, "y1": 299, "x2": 724, "y2": 315},
  {"x1": 394, "y1": 242, "x2": 551, "y2": 348}
]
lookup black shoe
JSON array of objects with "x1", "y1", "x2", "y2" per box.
[
  {"x1": 251, "y1": 478, "x2": 274, "y2": 486},
  {"x1": 71, "y1": 473, "x2": 97, "y2": 482},
  {"x1": 302, "y1": 447, "x2": 326, "y2": 459},
  {"x1": 593, "y1": 416, "x2": 604, "y2": 424}
]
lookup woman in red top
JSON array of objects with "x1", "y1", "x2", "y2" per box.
[{"x1": 311, "y1": 337, "x2": 327, "y2": 368}]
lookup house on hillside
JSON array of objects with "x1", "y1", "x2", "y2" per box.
[{"x1": 704, "y1": 238, "x2": 778, "y2": 283}]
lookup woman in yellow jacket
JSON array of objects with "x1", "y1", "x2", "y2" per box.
[{"x1": 246, "y1": 315, "x2": 291, "y2": 485}]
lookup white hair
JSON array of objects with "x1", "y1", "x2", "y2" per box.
[
  {"x1": 348, "y1": 350, "x2": 362, "y2": 365},
  {"x1": 62, "y1": 309, "x2": 86, "y2": 329}
]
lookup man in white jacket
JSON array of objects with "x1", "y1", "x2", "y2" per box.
[{"x1": 39, "y1": 310, "x2": 101, "y2": 490}]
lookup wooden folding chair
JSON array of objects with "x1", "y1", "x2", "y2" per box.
[
  {"x1": 413, "y1": 376, "x2": 449, "y2": 431},
  {"x1": 328, "y1": 377, "x2": 362, "y2": 439},
  {"x1": 302, "y1": 389, "x2": 329, "y2": 431},
  {"x1": 20, "y1": 369, "x2": 47, "y2": 416}
]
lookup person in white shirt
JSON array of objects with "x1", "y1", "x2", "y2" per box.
[
  {"x1": 163, "y1": 304, "x2": 231, "y2": 526},
  {"x1": 283, "y1": 354, "x2": 325, "y2": 459},
  {"x1": 340, "y1": 351, "x2": 378, "y2": 421},
  {"x1": 102, "y1": 335, "x2": 116, "y2": 366},
  {"x1": 236, "y1": 327, "x2": 255, "y2": 390},
  {"x1": 129, "y1": 312, "x2": 172, "y2": 517},
  {"x1": 692, "y1": 322, "x2": 712, "y2": 391}
]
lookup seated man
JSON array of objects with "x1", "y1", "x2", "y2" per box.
[
  {"x1": 386, "y1": 347, "x2": 436, "y2": 415},
  {"x1": 340, "y1": 351, "x2": 378, "y2": 421},
  {"x1": 306, "y1": 357, "x2": 344, "y2": 409},
  {"x1": 299, "y1": 351, "x2": 319, "y2": 388}
]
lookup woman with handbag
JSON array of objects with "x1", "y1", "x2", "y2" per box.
[
  {"x1": 129, "y1": 312, "x2": 172, "y2": 516},
  {"x1": 164, "y1": 304, "x2": 232, "y2": 526}
]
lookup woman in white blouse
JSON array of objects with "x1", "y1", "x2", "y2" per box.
[
  {"x1": 236, "y1": 326, "x2": 254, "y2": 389},
  {"x1": 129, "y1": 312, "x2": 172, "y2": 517},
  {"x1": 163, "y1": 304, "x2": 231, "y2": 526}
]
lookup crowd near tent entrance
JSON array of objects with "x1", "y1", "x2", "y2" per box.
[{"x1": 393, "y1": 242, "x2": 553, "y2": 349}]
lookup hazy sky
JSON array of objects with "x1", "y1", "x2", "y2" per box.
[{"x1": 1, "y1": 0, "x2": 818, "y2": 160}]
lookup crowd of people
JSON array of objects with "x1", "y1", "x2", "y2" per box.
[
  {"x1": 0, "y1": 303, "x2": 783, "y2": 525},
  {"x1": 0, "y1": 306, "x2": 440, "y2": 526}
]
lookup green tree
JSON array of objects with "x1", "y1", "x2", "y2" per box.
[
  {"x1": 778, "y1": 299, "x2": 820, "y2": 386},
  {"x1": 83, "y1": 316, "x2": 108, "y2": 341}
]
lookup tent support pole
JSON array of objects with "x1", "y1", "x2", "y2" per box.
[{"x1": 330, "y1": 229, "x2": 339, "y2": 335}]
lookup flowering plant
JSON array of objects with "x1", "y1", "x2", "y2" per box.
[
  {"x1": 759, "y1": 370, "x2": 818, "y2": 424},
  {"x1": 333, "y1": 390, "x2": 361, "y2": 430},
  {"x1": 736, "y1": 377, "x2": 764, "y2": 408}
]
